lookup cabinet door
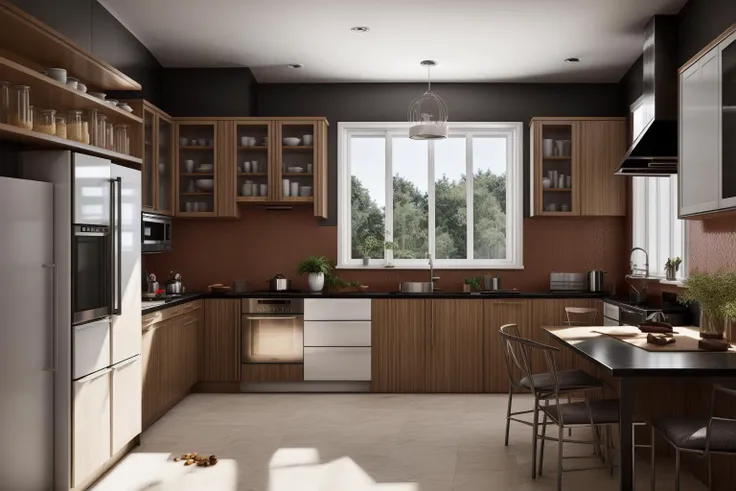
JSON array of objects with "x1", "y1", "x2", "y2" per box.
[
  {"x1": 215, "y1": 121, "x2": 238, "y2": 218},
  {"x1": 141, "y1": 324, "x2": 160, "y2": 430},
  {"x1": 580, "y1": 120, "x2": 627, "y2": 216},
  {"x1": 371, "y1": 299, "x2": 428, "y2": 392},
  {"x1": 531, "y1": 120, "x2": 580, "y2": 216},
  {"x1": 720, "y1": 32, "x2": 736, "y2": 208},
  {"x1": 176, "y1": 121, "x2": 217, "y2": 217},
  {"x1": 111, "y1": 356, "x2": 142, "y2": 454},
  {"x1": 428, "y1": 300, "x2": 484, "y2": 393},
  {"x1": 72, "y1": 369, "x2": 111, "y2": 488},
  {"x1": 142, "y1": 107, "x2": 156, "y2": 212},
  {"x1": 203, "y1": 299, "x2": 241, "y2": 382},
  {"x1": 680, "y1": 49, "x2": 720, "y2": 216},
  {"x1": 236, "y1": 120, "x2": 274, "y2": 203},
  {"x1": 181, "y1": 313, "x2": 200, "y2": 390},
  {"x1": 275, "y1": 121, "x2": 319, "y2": 205},
  {"x1": 157, "y1": 115, "x2": 174, "y2": 215},
  {"x1": 484, "y1": 299, "x2": 530, "y2": 392}
]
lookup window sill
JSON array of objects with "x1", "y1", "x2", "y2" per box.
[{"x1": 336, "y1": 264, "x2": 525, "y2": 270}]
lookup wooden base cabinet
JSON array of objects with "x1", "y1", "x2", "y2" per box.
[
  {"x1": 203, "y1": 299, "x2": 240, "y2": 382},
  {"x1": 483, "y1": 299, "x2": 531, "y2": 393}
]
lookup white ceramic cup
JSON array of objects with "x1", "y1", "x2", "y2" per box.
[
  {"x1": 307, "y1": 164, "x2": 313, "y2": 173},
  {"x1": 243, "y1": 183, "x2": 252, "y2": 196},
  {"x1": 185, "y1": 202, "x2": 193, "y2": 212},
  {"x1": 198, "y1": 138, "x2": 207, "y2": 147},
  {"x1": 184, "y1": 160, "x2": 194, "y2": 173},
  {"x1": 547, "y1": 203, "x2": 558, "y2": 212},
  {"x1": 560, "y1": 204, "x2": 570, "y2": 212},
  {"x1": 46, "y1": 68, "x2": 67, "y2": 83},
  {"x1": 302, "y1": 134, "x2": 313, "y2": 146},
  {"x1": 282, "y1": 179, "x2": 290, "y2": 197},
  {"x1": 300, "y1": 186, "x2": 313, "y2": 197},
  {"x1": 291, "y1": 182, "x2": 299, "y2": 196},
  {"x1": 243, "y1": 161, "x2": 251, "y2": 173},
  {"x1": 241, "y1": 136, "x2": 249, "y2": 146},
  {"x1": 180, "y1": 137, "x2": 188, "y2": 146},
  {"x1": 259, "y1": 184, "x2": 268, "y2": 197},
  {"x1": 249, "y1": 137, "x2": 257, "y2": 146},
  {"x1": 542, "y1": 139, "x2": 554, "y2": 157}
]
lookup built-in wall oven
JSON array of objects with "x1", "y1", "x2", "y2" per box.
[
  {"x1": 73, "y1": 224, "x2": 114, "y2": 325},
  {"x1": 142, "y1": 212, "x2": 172, "y2": 253},
  {"x1": 241, "y1": 298, "x2": 304, "y2": 363}
]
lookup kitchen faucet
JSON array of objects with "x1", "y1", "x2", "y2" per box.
[
  {"x1": 428, "y1": 254, "x2": 440, "y2": 291},
  {"x1": 629, "y1": 247, "x2": 649, "y2": 278}
]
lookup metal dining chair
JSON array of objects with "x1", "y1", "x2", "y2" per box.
[
  {"x1": 564, "y1": 307, "x2": 599, "y2": 326},
  {"x1": 651, "y1": 384, "x2": 736, "y2": 491},
  {"x1": 499, "y1": 324, "x2": 603, "y2": 480}
]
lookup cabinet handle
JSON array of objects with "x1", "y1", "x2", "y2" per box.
[
  {"x1": 182, "y1": 316, "x2": 198, "y2": 327},
  {"x1": 113, "y1": 355, "x2": 139, "y2": 370},
  {"x1": 430, "y1": 303, "x2": 434, "y2": 348},
  {"x1": 76, "y1": 367, "x2": 112, "y2": 384},
  {"x1": 494, "y1": 301, "x2": 525, "y2": 305}
]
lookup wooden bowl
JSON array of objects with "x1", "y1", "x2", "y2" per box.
[{"x1": 208, "y1": 284, "x2": 231, "y2": 294}]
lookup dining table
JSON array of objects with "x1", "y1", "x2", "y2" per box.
[{"x1": 544, "y1": 325, "x2": 736, "y2": 491}]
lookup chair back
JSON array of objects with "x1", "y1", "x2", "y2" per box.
[
  {"x1": 564, "y1": 307, "x2": 598, "y2": 326},
  {"x1": 499, "y1": 324, "x2": 560, "y2": 396}
]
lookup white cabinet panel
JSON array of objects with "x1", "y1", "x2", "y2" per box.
[
  {"x1": 304, "y1": 347, "x2": 371, "y2": 381},
  {"x1": 74, "y1": 319, "x2": 111, "y2": 380},
  {"x1": 603, "y1": 302, "x2": 619, "y2": 322},
  {"x1": 73, "y1": 154, "x2": 111, "y2": 225},
  {"x1": 111, "y1": 356, "x2": 141, "y2": 454},
  {"x1": 72, "y1": 368, "x2": 111, "y2": 488},
  {"x1": 304, "y1": 299, "x2": 371, "y2": 321},
  {"x1": 304, "y1": 321, "x2": 371, "y2": 347},
  {"x1": 603, "y1": 317, "x2": 620, "y2": 327}
]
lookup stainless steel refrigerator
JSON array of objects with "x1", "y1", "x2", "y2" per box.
[{"x1": 20, "y1": 151, "x2": 142, "y2": 490}]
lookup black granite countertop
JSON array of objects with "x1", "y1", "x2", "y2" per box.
[{"x1": 141, "y1": 291, "x2": 606, "y2": 314}]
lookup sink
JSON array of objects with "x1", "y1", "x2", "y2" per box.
[{"x1": 399, "y1": 282, "x2": 433, "y2": 293}]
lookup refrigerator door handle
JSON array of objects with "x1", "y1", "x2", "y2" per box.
[
  {"x1": 42, "y1": 263, "x2": 57, "y2": 372},
  {"x1": 111, "y1": 177, "x2": 122, "y2": 316}
]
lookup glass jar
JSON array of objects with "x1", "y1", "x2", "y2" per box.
[
  {"x1": 10, "y1": 85, "x2": 32, "y2": 130},
  {"x1": 55, "y1": 116, "x2": 67, "y2": 139},
  {"x1": 114, "y1": 124, "x2": 130, "y2": 154},
  {"x1": 86, "y1": 109, "x2": 98, "y2": 146},
  {"x1": 106, "y1": 122, "x2": 114, "y2": 150},
  {"x1": 82, "y1": 121, "x2": 90, "y2": 144},
  {"x1": 67, "y1": 110, "x2": 84, "y2": 142},
  {"x1": 96, "y1": 113, "x2": 107, "y2": 149},
  {"x1": 33, "y1": 109, "x2": 56, "y2": 135},
  {"x1": 0, "y1": 81, "x2": 10, "y2": 124}
]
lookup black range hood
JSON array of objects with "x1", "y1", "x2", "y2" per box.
[{"x1": 616, "y1": 16, "x2": 678, "y2": 176}]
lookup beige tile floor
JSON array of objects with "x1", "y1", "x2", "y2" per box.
[{"x1": 93, "y1": 393, "x2": 708, "y2": 491}]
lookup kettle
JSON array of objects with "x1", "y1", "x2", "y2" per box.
[
  {"x1": 166, "y1": 271, "x2": 184, "y2": 294},
  {"x1": 587, "y1": 270, "x2": 606, "y2": 293},
  {"x1": 146, "y1": 273, "x2": 159, "y2": 295}
]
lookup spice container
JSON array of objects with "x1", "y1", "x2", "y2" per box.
[
  {"x1": 10, "y1": 85, "x2": 32, "y2": 130},
  {"x1": 55, "y1": 116, "x2": 67, "y2": 139},
  {"x1": 0, "y1": 81, "x2": 9, "y2": 124},
  {"x1": 33, "y1": 109, "x2": 56, "y2": 135},
  {"x1": 114, "y1": 124, "x2": 130, "y2": 154},
  {"x1": 67, "y1": 110, "x2": 84, "y2": 142}
]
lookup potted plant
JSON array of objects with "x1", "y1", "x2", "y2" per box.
[
  {"x1": 678, "y1": 272, "x2": 736, "y2": 339},
  {"x1": 664, "y1": 257, "x2": 682, "y2": 281},
  {"x1": 358, "y1": 236, "x2": 384, "y2": 266},
  {"x1": 297, "y1": 256, "x2": 331, "y2": 292},
  {"x1": 463, "y1": 277, "x2": 482, "y2": 293}
]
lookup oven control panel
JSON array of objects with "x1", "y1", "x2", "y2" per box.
[{"x1": 242, "y1": 298, "x2": 305, "y2": 315}]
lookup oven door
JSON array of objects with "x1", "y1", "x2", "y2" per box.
[
  {"x1": 73, "y1": 225, "x2": 112, "y2": 325},
  {"x1": 619, "y1": 307, "x2": 645, "y2": 327},
  {"x1": 242, "y1": 314, "x2": 304, "y2": 363}
]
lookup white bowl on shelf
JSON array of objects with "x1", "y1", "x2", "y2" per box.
[
  {"x1": 46, "y1": 68, "x2": 67, "y2": 83},
  {"x1": 283, "y1": 137, "x2": 301, "y2": 147},
  {"x1": 194, "y1": 179, "x2": 214, "y2": 192},
  {"x1": 77, "y1": 83, "x2": 88, "y2": 93},
  {"x1": 88, "y1": 92, "x2": 106, "y2": 100},
  {"x1": 118, "y1": 103, "x2": 133, "y2": 112},
  {"x1": 287, "y1": 167, "x2": 304, "y2": 173},
  {"x1": 196, "y1": 164, "x2": 213, "y2": 172}
]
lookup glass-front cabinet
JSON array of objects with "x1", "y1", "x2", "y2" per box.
[
  {"x1": 531, "y1": 119, "x2": 580, "y2": 216},
  {"x1": 721, "y1": 32, "x2": 736, "y2": 206},
  {"x1": 141, "y1": 107, "x2": 155, "y2": 211},
  {"x1": 176, "y1": 122, "x2": 217, "y2": 216},
  {"x1": 276, "y1": 121, "x2": 318, "y2": 203},
  {"x1": 157, "y1": 116, "x2": 173, "y2": 214},
  {"x1": 236, "y1": 121, "x2": 272, "y2": 202}
]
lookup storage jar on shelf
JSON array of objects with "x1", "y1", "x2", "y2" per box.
[
  {"x1": 33, "y1": 109, "x2": 56, "y2": 135},
  {"x1": 86, "y1": 109, "x2": 98, "y2": 146},
  {"x1": 81, "y1": 121, "x2": 90, "y2": 144},
  {"x1": 113, "y1": 124, "x2": 129, "y2": 155},
  {"x1": 96, "y1": 113, "x2": 107, "y2": 149},
  {"x1": 105, "y1": 122, "x2": 114, "y2": 150},
  {"x1": 55, "y1": 116, "x2": 67, "y2": 139},
  {"x1": 67, "y1": 110, "x2": 84, "y2": 142},
  {"x1": 10, "y1": 85, "x2": 32, "y2": 130}
]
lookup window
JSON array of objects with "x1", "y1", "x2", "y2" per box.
[
  {"x1": 337, "y1": 122, "x2": 523, "y2": 269},
  {"x1": 632, "y1": 175, "x2": 687, "y2": 279},
  {"x1": 631, "y1": 96, "x2": 652, "y2": 142}
]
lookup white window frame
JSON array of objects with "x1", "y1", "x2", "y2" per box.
[
  {"x1": 632, "y1": 175, "x2": 688, "y2": 280},
  {"x1": 337, "y1": 121, "x2": 524, "y2": 269}
]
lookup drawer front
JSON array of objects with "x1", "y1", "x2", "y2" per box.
[
  {"x1": 304, "y1": 321, "x2": 371, "y2": 347},
  {"x1": 304, "y1": 347, "x2": 371, "y2": 381},
  {"x1": 179, "y1": 300, "x2": 203, "y2": 316},
  {"x1": 72, "y1": 368, "x2": 111, "y2": 488},
  {"x1": 603, "y1": 302, "x2": 620, "y2": 321},
  {"x1": 304, "y1": 299, "x2": 371, "y2": 321},
  {"x1": 142, "y1": 311, "x2": 163, "y2": 330},
  {"x1": 111, "y1": 356, "x2": 142, "y2": 454},
  {"x1": 74, "y1": 319, "x2": 111, "y2": 380}
]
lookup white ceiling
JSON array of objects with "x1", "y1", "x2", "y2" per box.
[{"x1": 99, "y1": 0, "x2": 687, "y2": 83}]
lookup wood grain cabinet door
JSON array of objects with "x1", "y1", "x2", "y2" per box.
[
  {"x1": 579, "y1": 119, "x2": 627, "y2": 216},
  {"x1": 371, "y1": 299, "x2": 428, "y2": 392},
  {"x1": 141, "y1": 323, "x2": 160, "y2": 430},
  {"x1": 427, "y1": 300, "x2": 484, "y2": 393},
  {"x1": 203, "y1": 299, "x2": 241, "y2": 382},
  {"x1": 483, "y1": 299, "x2": 530, "y2": 393}
]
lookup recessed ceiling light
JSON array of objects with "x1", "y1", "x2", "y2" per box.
[
  {"x1": 565, "y1": 57, "x2": 581, "y2": 63},
  {"x1": 351, "y1": 26, "x2": 370, "y2": 33},
  {"x1": 287, "y1": 64, "x2": 304, "y2": 69}
]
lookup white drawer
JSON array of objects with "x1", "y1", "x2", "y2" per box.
[
  {"x1": 74, "y1": 319, "x2": 111, "y2": 380},
  {"x1": 304, "y1": 347, "x2": 371, "y2": 381},
  {"x1": 72, "y1": 367, "x2": 111, "y2": 488},
  {"x1": 304, "y1": 299, "x2": 371, "y2": 321},
  {"x1": 304, "y1": 321, "x2": 371, "y2": 347},
  {"x1": 603, "y1": 302, "x2": 620, "y2": 321}
]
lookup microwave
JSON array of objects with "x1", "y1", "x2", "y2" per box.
[{"x1": 142, "y1": 212, "x2": 172, "y2": 253}]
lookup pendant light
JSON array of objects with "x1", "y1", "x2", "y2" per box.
[{"x1": 408, "y1": 60, "x2": 448, "y2": 140}]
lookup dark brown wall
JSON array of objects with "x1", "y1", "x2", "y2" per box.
[
  {"x1": 677, "y1": 0, "x2": 736, "y2": 66},
  {"x1": 161, "y1": 68, "x2": 258, "y2": 117}
]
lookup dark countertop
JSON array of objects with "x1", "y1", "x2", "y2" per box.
[
  {"x1": 141, "y1": 291, "x2": 605, "y2": 315},
  {"x1": 545, "y1": 327, "x2": 736, "y2": 377}
]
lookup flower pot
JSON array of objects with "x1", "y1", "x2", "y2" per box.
[
  {"x1": 665, "y1": 267, "x2": 677, "y2": 281},
  {"x1": 308, "y1": 272, "x2": 325, "y2": 292},
  {"x1": 462, "y1": 284, "x2": 471, "y2": 293},
  {"x1": 363, "y1": 257, "x2": 370, "y2": 266},
  {"x1": 700, "y1": 311, "x2": 725, "y2": 339}
]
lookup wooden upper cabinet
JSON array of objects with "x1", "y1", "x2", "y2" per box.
[
  {"x1": 371, "y1": 299, "x2": 428, "y2": 393},
  {"x1": 579, "y1": 119, "x2": 627, "y2": 216},
  {"x1": 235, "y1": 121, "x2": 274, "y2": 203},
  {"x1": 531, "y1": 117, "x2": 626, "y2": 217},
  {"x1": 428, "y1": 300, "x2": 484, "y2": 393},
  {"x1": 484, "y1": 299, "x2": 530, "y2": 392},
  {"x1": 202, "y1": 299, "x2": 240, "y2": 382}
]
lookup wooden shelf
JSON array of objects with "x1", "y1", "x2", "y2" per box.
[
  {"x1": 0, "y1": 122, "x2": 142, "y2": 165},
  {"x1": 180, "y1": 173, "x2": 214, "y2": 176},
  {"x1": 539, "y1": 211, "x2": 575, "y2": 216},
  {"x1": 282, "y1": 172, "x2": 314, "y2": 177},
  {"x1": 0, "y1": 55, "x2": 142, "y2": 124},
  {"x1": 180, "y1": 146, "x2": 213, "y2": 150},
  {"x1": 282, "y1": 196, "x2": 314, "y2": 202},
  {"x1": 543, "y1": 156, "x2": 571, "y2": 160},
  {"x1": 282, "y1": 146, "x2": 313, "y2": 150},
  {"x1": 0, "y1": 1, "x2": 141, "y2": 91},
  {"x1": 238, "y1": 146, "x2": 268, "y2": 150},
  {"x1": 543, "y1": 188, "x2": 572, "y2": 192},
  {"x1": 237, "y1": 172, "x2": 267, "y2": 177},
  {"x1": 236, "y1": 196, "x2": 271, "y2": 202},
  {"x1": 180, "y1": 192, "x2": 213, "y2": 196}
]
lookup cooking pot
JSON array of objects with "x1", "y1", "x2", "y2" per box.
[{"x1": 267, "y1": 274, "x2": 292, "y2": 291}]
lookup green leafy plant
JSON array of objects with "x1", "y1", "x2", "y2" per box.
[
  {"x1": 325, "y1": 274, "x2": 361, "y2": 290},
  {"x1": 297, "y1": 256, "x2": 331, "y2": 276},
  {"x1": 665, "y1": 257, "x2": 682, "y2": 271},
  {"x1": 358, "y1": 236, "x2": 384, "y2": 259},
  {"x1": 464, "y1": 277, "x2": 482, "y2": 291},
  {"x1": 678, "y1": 272, "x2": 736, "y2": 322}
]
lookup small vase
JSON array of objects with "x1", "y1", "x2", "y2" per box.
[
  {"x1": 308, "y1": 273, "x2": 324, "y2": 292},
  {"x1": 665, "y1": 267, "x2": 677, "y2": 281},
  {"x1": 363, "y1": 257, "x2": 370, "y2": 266},
  {"x1": 700, "y1": 311, "x2": 725, "y2": 339},
  {"x1": 463, "y1": 284, "x2": 471, "y2": 293}
]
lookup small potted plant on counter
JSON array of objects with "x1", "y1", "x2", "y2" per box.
[
  {"x1": 664, "y1": 257, "x2": 682, "y2": 281},
  {"x1": 463, "y1": 277, "x2": 482, "y2": 293},
  {"x1": 679, "y1": 271, "x2": 736, "y2": 340},
  {"x1": 297, "y1": 256, "x2": 331, "y2": 293}
]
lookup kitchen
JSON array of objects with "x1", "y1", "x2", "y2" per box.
[{"x1": 1, "y1": 0, "x2": 736, "y2": 490}]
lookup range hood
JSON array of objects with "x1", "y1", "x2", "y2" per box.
[{"x1": 616, "y1": 16, "x2": 678, "y2": 176}]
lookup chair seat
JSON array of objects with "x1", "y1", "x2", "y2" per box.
[
  {"x1": 520, "y1": 369, "x2": 602, "y2": 392},
  {"x1": 540, "y1": 399, "x2": 620, "y2": 426},
  {"x1": 654, "y1": 418, "x2": 736, "y2": 452}
]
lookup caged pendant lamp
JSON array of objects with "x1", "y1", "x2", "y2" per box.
[{"x1": 408, "y1": 60, "x2": 448, "y2": 140}]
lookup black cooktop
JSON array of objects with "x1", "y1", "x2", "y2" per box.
[{"x1": 607, "y1": 292, "x2": 687, "y2": 313}]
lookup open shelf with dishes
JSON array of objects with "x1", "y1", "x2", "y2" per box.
[{"x1": 176, "y1": 122, "x2": 217, "y2": 216}]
